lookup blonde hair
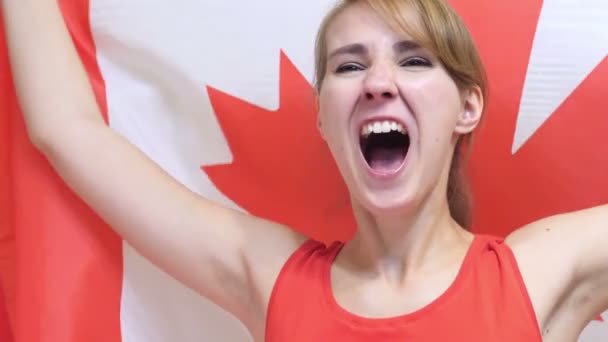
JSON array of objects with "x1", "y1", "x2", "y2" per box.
[{"x1": 314, "y1": 0, "x2": 488, "y2": 229}]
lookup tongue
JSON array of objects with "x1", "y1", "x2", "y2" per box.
[{"x1": 368, "y1": 147, "x2": 405, "y2": 172}]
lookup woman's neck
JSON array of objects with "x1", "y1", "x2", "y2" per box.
[{"x1": 342, "y1": 192, "x2": 473, "y2": 285}]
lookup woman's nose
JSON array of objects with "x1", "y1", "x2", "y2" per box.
[{"x1": 361, "y1": 64, "x2": 398, "y2": 102}]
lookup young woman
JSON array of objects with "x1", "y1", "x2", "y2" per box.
[{"x1": 2, "y1": 0, "x2": 607, "y2": 341}]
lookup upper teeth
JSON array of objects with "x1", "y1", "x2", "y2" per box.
[{"x1": 360, "y1": 120, "x2": 406, "y2": 137}]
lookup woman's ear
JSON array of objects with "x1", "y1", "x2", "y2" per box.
[{"x1": 455, "y1": 86, "x2": 484, "y2": 134}]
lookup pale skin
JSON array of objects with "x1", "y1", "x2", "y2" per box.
[{"x1": 2, "y1": 1, "x2": 607, "y2": 341}]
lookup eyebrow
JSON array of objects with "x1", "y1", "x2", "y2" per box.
[
  {"x1": 394, "y1": 40, "x2": 422, "y2": 54},
  {"x1": 327, "y1": 40, "x2": 422, "y2": 60}
]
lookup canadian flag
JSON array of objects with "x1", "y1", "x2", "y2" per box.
[{"x1": 0, "y1": 0, "x2": 606, "y2": 341}]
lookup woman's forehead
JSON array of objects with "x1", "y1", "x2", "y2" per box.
[{"x1": 325, "y1": 2, "x2": 424, "y2": 51}]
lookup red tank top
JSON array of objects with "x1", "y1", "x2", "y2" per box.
[{"x1": 265, "y1": 234, "x2": 542, "y2": 341}]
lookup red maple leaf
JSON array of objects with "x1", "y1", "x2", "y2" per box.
[
  {"x1": 204, "y1": 51, "x2": 355, "y2": 244},
  {"x1": 204, "y1": 1, "x2": 607, "y2": 322},
  {"x1": 451, "y1": 0, "x2": 608, "y2": 235}
]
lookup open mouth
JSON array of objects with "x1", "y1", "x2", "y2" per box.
[{"x1": 359, "y1": 120, "x2": 410, "y2": 174}]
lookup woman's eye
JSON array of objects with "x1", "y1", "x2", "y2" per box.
[
  {"x1": 335, "y1": 63, "x2": 364, "y2": 73},
  {"x1": 400, "y1": 57, "x2": 431, "y2": 67}
]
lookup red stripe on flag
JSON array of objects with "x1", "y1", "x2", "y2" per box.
[
  {"x1": 0, "y1": 286, "x2": 13, "y2": 342},
  {"x1": 0, "y1": 12, "x2": 15, "y2": 339},
  {"x1": 0, "y1": 6, "x2": 17, "y2": 338},
  {"x1": 1, "y1": 1, "x2": 123, "y2": 341}
]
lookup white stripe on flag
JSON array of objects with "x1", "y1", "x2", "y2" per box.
[{"x1": 89, "y1": 0, "x2": 335, "y2": 340}]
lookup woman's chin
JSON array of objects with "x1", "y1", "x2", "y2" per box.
[{"x1": 353, "y1": 190, "x2": 419, "y2": 216}]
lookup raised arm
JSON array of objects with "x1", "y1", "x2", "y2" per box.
[
  {"x1": 507, "y1": 205, "x2": 608, "y2": 332},
  {"x1": 1, "y1": 0, "x2": 305, "y2": 332}
]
